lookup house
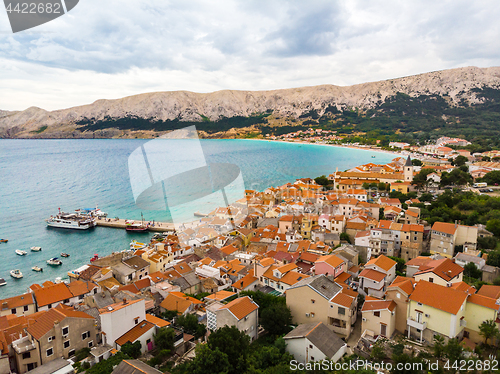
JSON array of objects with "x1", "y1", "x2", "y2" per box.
[
  {"x1": 0, "y1": 293, "x2": 36, "y2": 317},
  {"x1": 99, "y1": 299, "x2": 146, "y2": 348},
  {"x1": 12, "y1": 304, "x2": 96, "y2": 373},
  {"x1": 159, "y1": 292, "x2": 203, "y2": 315},
  {"x1": 430, "y1": 222, "x2": 478, "y2": 258},
  {"x1": 115, "y1": 320, "x2": 156, "y2": 353},
  {"x1": 412, "y1": 258, "x2": 464, "y2": 286},
  {"x1": 286, "y1": 275, "x2": 358, "y2": 339},
  {"x1": 122, "y1": 256, "x2": 151, "y2": 281},
  {"x1": 284, "y1": 322, "x2": 347, "y2": 364},
  {"x1": 361, "y1": 298, "x2": 397, "y2": 338},
  {"x1": 407, "y1": 281, "x2": 467, "y2": 343},
  {"x1": 111, "y1": 359, "x2": 163, "y2": 374},
  {"x1": 313, "y1": 254, "x2": 346, "y2": 277},
  {"x1": 260, "y1": 264, "x2": 310, "y2": 293},
  {"x1": 454, "y1": 252, "x2": 486, "y2": 270},
  {"x1": 24, "y1": 358, "x2": 74, "y2": 374},
  {"x1": 232, "y1": 271, "x2": 259, "y2": 293},
  {"x1": 464, "y1": 293, "x2": 500, "y2": 343},
  {"x1": 385, "y1": 276, "x2": 416, "y2": 334},
  {"x1": 206, "y1": 296, "x2": 259, "y2": 341},
  {"x1": 358, "y1": 255, "x2": 397, "y2": 298}
]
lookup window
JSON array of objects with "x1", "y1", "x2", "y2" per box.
[
  {"x1": 311, "y1": 299, "x2": 315, "y2": 304},
  {"x1": 68, "y1": 349, "x2": 76, "y2": 357},
  {"x1": 429, "y1": 277, "x2": 434, "y2": 283},
  {"x1": 134, "y1": 318, "x2": 139, "y2": 325},
  {"x1": 22, "y1": 352, "x2": 31, "y2": 359},
  {"x1": 396, "y1": 293, "x2": 401, "y2": 299},
  {"x1": 309, "y1": 344, "x2": 313, "y2": 349},
  {"x1": 82, "y1": 331, "x2": 90, "y2": 340},
  {"x1": 374, "y1": 311, "x2": 380, "y2": 317},
  {"x1": 48, "y1": 304, "x2": 52, "y2": 309},
  {"x1": 48, "y1": 336, "x2": 55, "y2": 342},
  {"x1": 64, "y1": 340, "x2": 70, "y2": 349},
  {"x1": 64, "y1": 299, "x2": 70, "y2": 304},
  {"x1": 146, "y1": 339, "x2": 151, "y2": 345},
  {"x1": 62, "y1": 326, "x2": 69, "y2": 335},
  {"x1": 417, "y1": 302, "x2": 423, "y2": 306},
  {"x1": 11, "y1": 308, "x2": 16, "y2": 314},
  {"x1": 46, "y1": 348, "x2": 53, "y2": 357},
  {"x1": 88, "y1": 341, "x2": 94, "y2": 348},
  {"x1": 24, "y1": 305, "x2": 29, "y2": 312},
  {"x1": 79, "y1": 295, "x2": 84, "y2": 300},
  {"x1": 311, "y1": 356, "x2": 315, "y2": 361},
  {"x1": 338, "y1": 307, "x2": 345, "y2": 315}
]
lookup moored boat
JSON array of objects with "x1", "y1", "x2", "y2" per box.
[
  {"x1": 90, "y1": 254, "x2": 99, "y2": 262},
  {"x1": 31, "y1": 246, "x2": 42, "y2": 252},
  {"x1": 10, "y1": 269, "x2": 22, "y2": 279},
  {"x1": 15, "y1": 249, "x2": 27, "y2": 256},
  {"x1": 46, "y1": 208, "x2": 96, "y2": 230},
  {"x1": 32, "y1": 266, "x2": 43, "y2": 272},
  {"x1": 125, "y1": 213, "x2": 149, "y2": 232},
  {"x1": 0, "y1": 239, "x2": 8, "y2": 243},
  {"x1": 61, "y1": 253, "x2": 70, "y2": 257},
  {"x1": 47, "y1": 257, "x2": 62, "y2": 266},
  {"x1": 0, "y1": 278, "x2": 6, "y2": 286}
]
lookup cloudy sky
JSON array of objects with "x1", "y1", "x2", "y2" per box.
[{"x1": 1, "y1": 0, "x2": 499, "y2": 111}]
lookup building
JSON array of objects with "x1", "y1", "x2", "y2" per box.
[
  {"x1": 0, "y1": 293, "x2": 36, "y2": 317},
  {"x1": 385, "y1": 276, "x2": 416, "y2": 334},
  {"x1": 358, "y1": 255, "x2": 397, "y2": 298},
  {"x1": 284, "y1": 322, "x2": 347, "y2": 364},
  {"x1": 206, "y1": 296, "x2": 259, "y2": 341},
  {"x1": 361, "y1": 298, "x2": 397, "y2": 338},
  {"x1": 99, "y1": 299, "x2": 146, "y2": 348},
  {"x1": 115, "y1": 320, "x2": 156, "y2": 353},
  {"x1": 407, "y1": 281, "x2": 467, "y2": 343},
  {"x1": 412, "y1": 258, "x2": 464, "y2": 286},
  {"x1": 111, "y1": 359, "x2": 163, "y2": 374},
  {"x1": 430, "y1": 222, "x2": 478, "y2": 258},
  {"x1": 313, "y1": 254, "x2": 346, "y2": 277},
  {"x1": 463, "y1": 293, "x2": 500, "y2": 343}
]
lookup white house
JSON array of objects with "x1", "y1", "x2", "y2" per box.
[{"x1": 99, "y1": 299, "x2": 146, "y2": 348}]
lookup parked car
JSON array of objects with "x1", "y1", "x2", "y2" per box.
[{"x1": 488, "y1": 188, "x2": 494, "y2": 192}]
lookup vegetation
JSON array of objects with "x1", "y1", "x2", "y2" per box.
[
  {"x1": 314, "y1": 175, "x2": 330, "y2": 186},
  {"x1": 85, "y1": 352, "x2": 131, "y2": 374},
  {"x1": 176, "y1": 313, "x2": 207, "y2": 339},
  {"x1": 260, "y1": 303, "x2": 293, "y2": 337},
  {"x1": 479, "y1": 320, "x2": 499, "y2": 345},
  {"x1": 120, "y1": 341, "x2": 142, "y2": 359},
  {"x1": 31, "y1": 125, "x2": 48, "y2": 134},
  {"x1": 478, "y1": 170, "x2": 500, "y2": 185}
]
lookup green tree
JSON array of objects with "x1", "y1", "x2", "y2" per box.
[
  {"x1": 444, "y1": 338, "x2": 463, "y2": 363},
  {"x1": 163, "y1": 310, "x2": 178, "y2": 320},
  {"x1": 120, "y1": 341, "x2": 142, "y2": 359},
  {"x1": 388, "y1": 256, "x2": 406, "y2": 274},
  {"x1": 189, "y1": 345, "x2": 231, "y2": 374},
  {"x1": 487, "y1": 251, "x2": 500, "y2": 267},
  {"x1": 412, "y1": 159, "x2": 423, "y2": 166},
  {"x1": 177, "y1": 313, "x2": 206, "y2": 339},
  {"x1": 477, "y1": 236, "x2": 498, "y2": 250},
  {"x1": 464, "y1": 262, "x2": 482, "y2": 279},
  {"x1": 86, "y1": 352, "x2": 131, "y2": 374},
  {"x1": 370, "y1": 341, "x2": 386, "y2": 362},
  {"x1": 314, "y1": 175, "x2": 330, "y2": 186},
  {"x1": 154, "y1": 327, "x2": 176, "y2": 351},
  {"x1": 432, "y1": 335, "x2": 445, "y2": 360},
  {"x1": 479, "y1": 319, "x2": 499, "y2": 345},
  {"x1": 486, "y1": 218, "x2": 500, "y2": 237},
  {"x1": 207, "y1": 326, "x2": 250, "y2": 374},
  {"x1": 340, "y1": 232, "x2": 351, "y2": 244},
  {"x1": 479, "y1": 170, "x2": 500, "y2": 185},
  {"x1": 453, "y1": 155, "x2": 468, "y2": 167},
  {"x1": 260, "y1": 303, "x2": 292, "y2": 337}
]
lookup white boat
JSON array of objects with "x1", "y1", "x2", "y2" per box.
[
  {"x1": 0, "y1": 278, "x2": 6, "y2": 286},
  {"x1": 46, "y1": 209, "x2": 96, "y2": 230},
  {"x1": 47, "y1": 257, "x2": 62, "y2": 266},
  {"x1": 32, "y1": 266, "x2": 43, "y2": 272},
  {"x1": 77, "y1": 205, "x2": 108, "y2": 218},
  {"x1": 31, "y1": 246, "x2": 42, "y2": 252},
  {"x1": 10, "y1": 269, "x2": 23, "y2": 279},
  {"x1": 15, "y1": 249, "x2": 27, "y2": 256}
]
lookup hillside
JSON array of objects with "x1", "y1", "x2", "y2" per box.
[{"x1": 1, "y1": 66, "x2": 500, "y2": 145}]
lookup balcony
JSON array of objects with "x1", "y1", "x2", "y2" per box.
[
  {"x1": 12, "y1": 336, "x2": 36, "y2": 354},
  {"x1": 407, "y1": 317, "x2": 427, "y2": 330}
]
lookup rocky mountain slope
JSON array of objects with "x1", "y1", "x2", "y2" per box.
[{"x1": 1, "y1": 66, "x2": 500, "y2": 139}]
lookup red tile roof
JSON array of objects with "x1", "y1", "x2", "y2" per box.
[
  {"x1": 362, "y1": 300, "x2": 396, "y2": 312},
  {"x1": 115, "y1": 320, "x2": 155, "y2": 346},
  {"x1": 477, "y1": 285, "x2": 500, "y2": 299},
  {"x1": 410, "y1": 281, "x2": 467, "y2": 314},
  {"x1": 359, "y1": 268, "x2": 386, "y2": 283},
  {"x1": 467, "y1": 294, "x2": 500, "y2": 310},
  {"x1": 219, "y1": 296, "x2": 258, "y2": 320},
  {"x1": 414, "y1": 258, "x2": 463, "y2": 281},
  {"x1": 365, "y1": 255, "x2": 397, "y2": 272},
  {"x1": 33, "y1": 283, "x2": 74, "y2": 307}
]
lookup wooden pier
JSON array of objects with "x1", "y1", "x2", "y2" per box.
[{"x1": 95, "y1": 218, "x2": 175, "y2": 232}]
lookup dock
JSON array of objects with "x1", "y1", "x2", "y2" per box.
[{"x1": 95, "y1": 218, "x2": 175, "y2": 232}]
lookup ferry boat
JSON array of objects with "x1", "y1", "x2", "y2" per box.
[
  {"x1": 47, "y1": 257, "x2": 62, "y2": 266},
  {"x1": 46, "y1": 208, "x2": 96, "y2": 230},
  {"x1": 15, "y1": 249, "x2": 27, "y2": 256},
  {"x1": 31, "y1": 246, "x2": 42, "y2": 252},
  {"x1": 0, "y1": 278, "x2": 6, "y2": 286},
  {"x1": 10, "y1": 269, "x2": 22, "y2": 279},
  {"x1": 32, "y1": 266, "x2": 43, "y2": 272},
  {"x1": 0, "y1": 239, "x2": 8, "y2": 243}
]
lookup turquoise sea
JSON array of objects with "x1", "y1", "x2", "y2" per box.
[{"x1": 0, "y1": 139, "x2": 393, "y2": 297}]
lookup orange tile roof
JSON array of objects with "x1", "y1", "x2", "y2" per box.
[
  {"x1": 258, "y1": 258, "x2": 275, "y2": 267},
  {"x1": 219, "y1": 296, "x2": 258, "y2": 320},
  {"x1": 276, "y1": 263, "x2": 297, "y2": 274},
  {"x1": 334, "y1": 272, "x2": 351, "y2": 284},
  {"x1": 410, "y1": 281, "x2": 467, "y2": 314},
  {"x1": 330, "y1": 292, "x2": 355, "y2": 308},
  {"x1": 146, "y1": 314, "x2": 171, "y2": 328},
  {"x1": 450, "y1": 281, "x2": 476, "y2": 295},
  {"x1": 33, "y1": 282, "x2": 74, "y2": 307},
  {"x1": 365, "y1": 255, "x2": 397, "y2": 272},
  {"x1": 387, "y1": 276, "x2": 415, "y2": 296},
  {"x1": 316, "y1": 254, "x2": 344, "y2": 269},
  {"x1": 67, "y1": 280, "x2": 97, "y2": 297},
  {"x1": 432, "y1": 222, "x2": 458, "y2": 235},
  {"x1": 345, "y1": 222, "x2": 367, "y2": 230},
  {"x1": 173, "y1": 263, "x2": 192, "y2": 275},
  {"x1": 26, "y1": 304, "x2": 94, "y2": 340},
  {"x1": 205, "y1": 290, "x2": 236, "y2": 301},
  {"x1": 359, "y1": 269, "x2": 386, "y2": 283},
  {"x1": 115, "y1": 320, "x2": 155, "y2": 346},
  {"x1": 477, "y1": 285, "x2": 500, "y2": 299},
  {"x1": 0, "y1": 293, "x2": 34, "y2": 310},
  {"x1": 362, "y1": 300, "x2": 396, "y2": 312},
  {"x1": 221, "y1": 244, "x2": 239, "y2": 256},
  {"x1": 233, "y1": 272, "x2": 258, "y2": 290},
  {"x1": 406, "y1": 256, "x2": 433, "y2": 267},
  {"x1": 99, "y1": 299, "x2": 143, "y2": 315},
  {"x1": 414, "y1": 258, "x2": 463, "y2": 281},
  {"x1": 467, "y1": 294, "x2": 500, "y2": 310}
]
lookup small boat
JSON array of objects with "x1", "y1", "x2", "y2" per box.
[
  {"x1": 32, "y1": 266, "x2": 43, "y2": 272},
  {"x1": 372, "y1": 155, "x2": 376, "y2": 158},
  {"x1": 61, "y1": 253, "x2": 70, "y2": 257},
  {"x1": 125, "y1": 213, "x2": 149, "y2": 232},
  {"x1": 15, "y1": 249, "x2": 27, "y2": 256},
  {"x1": 90, "y1": 254, "x2": 99, "y2": 262},
  {"x1": 31, "y1": 246, "x2": 42, "y2": 252},
  {"x1": 10, "y1": 269, "x2": 23, "y2": 279},
  {"x1": 0, "y1": 278, "x2": 6, "y2": 286},
  {"x1": 0, "y1": 239, "x2": 8, "y2": 243},
  {"x1": 47, "y1": 257, "x2": 62, "y2": 266}
]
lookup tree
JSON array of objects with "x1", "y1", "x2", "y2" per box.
[
  {"x1": 412, "y1": 159, "x2": 423, "y2": 166},
  {"x1": 340, "y1": 232, "x2": 351, "y2": 244},
  {"x1": 486, "y1": 218, "x2": 500, "y2": 237},
  {"x1": 454, "y1": 155, "x2": 468, "y2": 167},
  {"x1": 432, "y1": 335, "x2": 445, "y2": 360},
  {"x1": 411, "y1": 169, "x2": 436, "y2": 191},
  {"x1": 260, "y1": 303, "x2": 292, "y2": 336},
  {"x1": 477, "y1": 236, "x2": 497, "y2": 250},
  {"x1": 207, "y1": 326, "x2": 250, "y2": 374},
  {"x1": 370, "y1": 341, "x2": 386, "y2": 362},
  {"x1": 86, "y1": 352, "x2": 131, "y2": 374},
  {"x1": 177, "y1": 313, "x2": 206, "y2": 339},
  {"x1": 487, "y1": 251, "x2": 500, "y2": 267},
  {"x1": 444, "y1": 338, "x2": 463, "y2": 363},
  {"x1": 154, "y1": 327, "x2": 176, "y2": 351},
  {"x1": 120, "y1": 341, "x2": 142, "y2": 359},
  {"x1": 188, "y1": 345, "x2": 231, "y2": 374},
  {"x1": 314, "y1": 175, "x2": 330, "y2": 186},
  {"x1": 479, "y1": 320, "x2": 499, "y2": 345},
  {"x1": 479, "y1": 170, "x2": 500, "y2": 185},
  {"x1": 388, "y1": 256, "x2": 406, "y2": 275},
  {"x1": 163, "y1": 310, "x2": 178, "y2": 320},
  {"x1": 464, "y1": 262, "x2": 482, "y2": 279}
]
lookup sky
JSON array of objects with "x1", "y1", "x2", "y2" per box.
[{"x1": 1, "y1": 0, "x2": 500, "y2": 111}]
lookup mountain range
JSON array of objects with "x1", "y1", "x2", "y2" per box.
[{"x1": 1, "y1": 66, "x2": 500, "y2": 140}]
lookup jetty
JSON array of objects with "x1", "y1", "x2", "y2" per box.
[{"x1": 95, "y1": 218, "x2": 175, "y2": 232}]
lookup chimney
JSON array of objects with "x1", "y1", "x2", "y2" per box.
[{"x1": 123, "y1": 298, "x2": 127, "y2": 305}]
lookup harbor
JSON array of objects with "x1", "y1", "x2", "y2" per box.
[{"x1": 95, "y1": 217, "x2": 175, "y2": 232}]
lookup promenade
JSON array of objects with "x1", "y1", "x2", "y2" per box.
[{"x1": 95, "y1": 218, "x2": 175, "y2": 232}]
